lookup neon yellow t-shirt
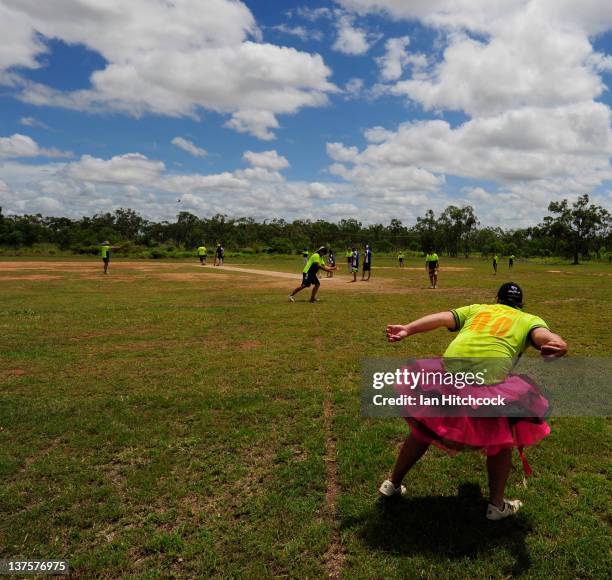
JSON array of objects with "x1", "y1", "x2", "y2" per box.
[
  {"x1": 444, "y1": 303, "x2": 549, "y2": 382},
  {"x1": 445, "y1": 304, "x2": 548, "y2": 359},
  {"x1": 493, "y1": 255, "x2": 499, "y2": 262},
  {"x1": 345, "y1": 250, "x2": 352, "y2": 258},
  {"x1": 303, "y1": 253, "x2": 325, "y2": 274},
  {"x1": 101, "y1": 245, "x2": 110, "y2": 258},
  {"x1": 425, "y1": 253, "x2": 439, "y2": 264},
  {"x1": 198, "y1": 246, "x2": 207, "y2": 256},
  {"x1": 398, "y1": 252, "x2": 404, "y2": 259}
]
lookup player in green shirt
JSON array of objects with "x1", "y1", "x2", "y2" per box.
[
  {"x1": 493, "y1": 254, "x2": 499, "y2": 274},
  {"x1": 345, "y1": 248, "x2": 352, "y2": 273},
  {"x1": 425, "y1": 250, "x2": 439, "y2": 288},
  {"x1": 100, "y1": 241, "x2": 120, "y2": 274},
  {"x1": 509, "y1": 254, "x2": 515, "y2": 269},
  {"x1": 197, "y1": 245, "x2": 207, "y2": 265},
  {"x1": 380, "y1": 282, "x2": 567, "y2": 520},
  {"x1": 398, "y1": 251, "x2": 405, "y2": 268},
  {"x1": 288, "y1": 246, "x2": 336, "y2": 303}
]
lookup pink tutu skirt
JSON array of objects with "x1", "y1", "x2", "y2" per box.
[{"x1": 397, "y1": 358, "x2": 551, "y2": 474}]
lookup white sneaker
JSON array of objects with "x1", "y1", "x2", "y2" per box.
[
  {"x1": 378, "y1": 479, "x2": 406, "y2": 497},
  {"x1": 486, "y1": 499, "x2": 523, "y2": 520},
  {"x1": 288, "y1": 295, "x2": 295, "y2": 303}
]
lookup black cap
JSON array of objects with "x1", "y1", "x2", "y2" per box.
[{"x1": 497, "y1": 282, "x2": 523, "y2": 308}]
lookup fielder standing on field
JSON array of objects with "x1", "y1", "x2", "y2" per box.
[
  {"x1": 100, "y1": 241, "x2": 120, "y2": 274},
  {"x1": 362, "y1": 244, "x2": 372, "y2": 281},
  {"x1": 198, "y1": 244, "x2": 207, "y2": 265},
  {"x1": 425, "y1": 249, "x2": 439, "y2": 289}
]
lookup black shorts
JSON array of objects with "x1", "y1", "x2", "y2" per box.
[
  {"x1": 302, "y1": 272, "x2": 320, "y2": 287},
  {"x1": 428, "y1": 267, "x2": 437, "y2": 275},
  {"x1": 102, "y1": 257, "x2": 109, "y2": 263},
  {"x1": 399, "y1": 258, "x2": 404, "y2": 263},
  {"x1": 363, "y1": 263, "x2": 371, "y2": 271},
  {"x1": 199, "y1": 256, "x2": 205, "y2": 262}
]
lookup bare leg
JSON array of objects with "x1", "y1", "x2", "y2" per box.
[
  {"x1": 310, "y1": 285, "x2": 320, "y2": 302},
  {"x1": 487, "y1": 448, "x2": 512, "y2": 508},
  {"x1": 390, "y1": 433, "x2": 430, "y2": 486},
  {"x1": 290, "y1": 285, "x2": 306, "y2": 297}
]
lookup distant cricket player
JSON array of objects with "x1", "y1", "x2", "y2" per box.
[
  {"x1": 100, "y1": 240, "x2": 119, "y2": 274},
  {"x1": 350, "y1": 247, "x2": 360, "y2": 283},
  {"x1": 288, "y1": 246, "x2": 336, "y2": 303},
  {"x1": 345, "y1": 248, "x2": 352, "y2": 273},
  {"x1": 215, "y1": 244, "x2": 224, "y2": 266},
  {"x1": 398, "y1": 250, "x2": 405, "y2": 268},
  {"x1": 380, "y1": 282, "x2": 567, "y2": 520},
  {"x1": 425, "y1": 249, "x2": 439, "y2": 288},
  {"x1": 362, "y1": 244, "x2": 372, "y2": 281},
  {"x1": 197, "y1": 244, "x2": 207, "y2": 265},
  {"x1": 493, "y1": 254, "x2": 499, "y2": 274},
  {"x1": 327, "y1": 249, "x2": 336, "y2": 278},
  {"x1": 509, "y1": 254, "x2": 515, "y2": 269}
]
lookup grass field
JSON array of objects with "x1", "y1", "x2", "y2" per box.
[{"x1": 0, "y1": 256, "x2": 610, "y2": 578}]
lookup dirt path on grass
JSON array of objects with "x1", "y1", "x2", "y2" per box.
[{"x1": 203, "y1": 264, "x2": 311, "y2": 280}]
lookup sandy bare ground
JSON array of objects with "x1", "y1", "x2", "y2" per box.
[
  {"x1": 0, "y1": 261, "x2": 183, "y2": 272},
  {"x1": 203, "y1": 264, "x2": 322, "y2": 280}
]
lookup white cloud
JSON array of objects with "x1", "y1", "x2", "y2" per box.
[
  {"x1": 272, "y1": 24, "x2": 323, "y2": 42},
  {"x1": 344, "y1": 77, "x2": 364, "y2": 99},
  {"x1": 0, "y1": 133, "x2": 71, "y2": 159},
  {"x1": 333, "y1": 14, "x2": 373, "y2": 55},
  {"x1": 242, "y1": 150, "x2": 290, "y2": 171},
  {"x1": 308, "y1": 182, "x2": 334, "y2": 199},
  {"x1": 376, "y1": 36, "x2": 411, "y2": 81},
  {"x1": 0, "y1": 0, "x2": 336, "y2": 140},
  {"x1": 60, "y1": 153, "x2": 165, "y2": 185},
  {"x1": 225, "y1": 109, "x2": 280, "y2": 141},
  {"x1": 295, "y1": 7, "x2": 334, "y2": 22},
  {"x1": 171, "y1": 137, "x2": 207, "y2": 158},
  {"x1": 19, "y1": 116, "x2": 49, "y2": 129},
  {"x1": 326, "y1": 142, "x2": 359, "y2": 163}
]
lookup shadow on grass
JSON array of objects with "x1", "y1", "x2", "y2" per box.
[{"x1": 345, "y1": 483, "x2": 532, "y2": 576}]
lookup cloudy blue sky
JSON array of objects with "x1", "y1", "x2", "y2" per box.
[{"x1": 0, "y1": 0, "x2": 611, "y2": 226}]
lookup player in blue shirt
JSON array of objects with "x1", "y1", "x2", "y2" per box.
[
  {"x1": 362, "y1": 244, "x2": 372, "y2": 281},
  {"x1": 350, "y1": 247, "x2": 360, "y2": 283}
]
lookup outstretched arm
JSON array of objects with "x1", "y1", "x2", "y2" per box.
[
  {"x1": 387, "y1": 311, "x2": 456, "y2": 342},
  {"x1": 530, "y1": 327, "x2": 568, "y2": 359}
]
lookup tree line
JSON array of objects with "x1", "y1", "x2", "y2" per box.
[{"x1": 0, "y1": 195, "x2": 609, "y2": 263}]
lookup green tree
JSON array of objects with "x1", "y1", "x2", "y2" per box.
[{"x1": 545, "y1": 195, "x2": 609, "y2": 264}]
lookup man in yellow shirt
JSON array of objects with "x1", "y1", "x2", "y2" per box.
[
  {"x1": 100, "y1": 241, "x2": 120, "y2": 274},
  {"x1": 380, "y1": 282, "x2": 567, "y2": 520},
  {"x1": 345, "y1": 248, "x2": 352, "y2": 273},
  {"x1": 425, "y1": 249, "x2": 439, "y2": 288},
  {"x1": 398, "y1": 250, "x2": 405, "y2": 268},
  {"x1": 288, "y1": 246, "x2": 336, "y2": 303},
  {"x1": 197, "y1": 245, "x2": 207, "y2": 265}
]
